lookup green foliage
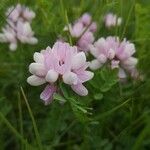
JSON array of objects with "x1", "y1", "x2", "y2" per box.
[{"x1": 0, "y1": 0, "x2": 149, "y2": 150}]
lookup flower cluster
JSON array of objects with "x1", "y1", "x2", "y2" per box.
[
  {"x1": 26, "y1": 12, "x2": 139, "y2": 105},
  {"x1": 89, "y1": 36, "x2": 138, "y2": 79},
  {"x1": 27, "y1": 41, "x2": 94, "y2": 105},
  {"x1": 0, "y1": 4, "x2": 38, "y2": 51},
  {"x1": 104, "y1": 13, "x2": 122, "y2": 28},
  {"x1": 64, "y1": 13, "x2": 97, "y2": 52}
]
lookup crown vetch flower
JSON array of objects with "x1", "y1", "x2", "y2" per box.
[
  {"x1": 64, "y1": 13, "x2": 97, "y2": 52},
  {"x1": 104, "y1": 13, "x2": 122, "y2": 28},
  {"x1": 89, "y1": 36, "x2": 138, "y2": 79},
  {"x1": 27, "y1": 41, "x2": 94, "y2": 105},
  {"x1": 0, "y1": 4, "x2": 37, "y2": 51},
  {"x1": 6, "y1": 4, "x2": 35, "y2": 22}
]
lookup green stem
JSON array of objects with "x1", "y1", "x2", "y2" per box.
[{"x1": 20, "y1": 87, "x2": 43, "y2": 150}]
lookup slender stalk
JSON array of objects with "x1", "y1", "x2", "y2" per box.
[
  {"x1": 20, "y1": 87, "x2": 43, "y2": 150},
  {"x1": 0, "y1": 112, "x2": 32, "y2": 149},
  {"x1": 64, "y1": 10, "x2": 73, "y2": 45},
  {"x1": 95, "y1": 99, "x2": 131, "y2": 120},
  {"x1": 18, "y1": 92, "x2": 24, "y2": 150},
  {"x1": 121, "y1": 0, "x2": 135, "y2": 39}
]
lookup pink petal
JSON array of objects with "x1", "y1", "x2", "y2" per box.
[
  {"x1": 89, "y1": 22, "x2": 97, "y2": 32},
  {"x1": 27, "y1": 75, "x2": 46, "y2": 86},
  {"x1": 72, "y1": 22, "x2": 84, "y2": 37},
  {"x1": 72, "y1": 52, "x2": 86, "y2": 69},
  {"x1": 40, "y1": 84, "x2": 57, "y2": 105},
  {"x1": 89, "y1": 59, "x2": 102, "y2": 70},
  {"x1": 118, "y1": 68, "x2": 127, "y2": 79},
  {"x1": 81, "y1": 13, "x2": 91, "y2": 26},
  {"x1": 111, "y1": 60, "x2": 119, "y2": 69},
  {"x1": 71, "y1": 83, "x2": 88, "y2": 96},
  {"x1": 75, "y1": 71, "x2": 94, "y2": 83},
  {"x1": 63, "y1": 72, "x2": 78, "y2": 85}
]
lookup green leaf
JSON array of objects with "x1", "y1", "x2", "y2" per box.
[
  {"x1": 60, "y1": 82, "x2": 69, "y2": 99},
  {"x1": 94, "y1": 93, "x2": 103, "y2": 100},
  {"x1": 68, "y1": 98, "x2": 91, "y2": 123},
  {"x1": 100, "y1": 84, "x2": 111, "y2": 92},
  {"x1": 53, "y1": 93, "x2": 67, "y2": 102}
]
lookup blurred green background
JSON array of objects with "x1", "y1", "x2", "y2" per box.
[{"x1": 0, "y1": 0, "x2": 150, "y2": 149}]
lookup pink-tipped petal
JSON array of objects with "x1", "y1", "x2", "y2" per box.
[
  {"x1": 107, "y1": 48, "x2": 115, "y2": 59},
  {"x1": 40, "y1": 84, "x2": 56, "y2": 105},
  {"x1": 29, "y1": 63, "x2": 46, "y2": 76},
  {"x1": 72, "y1": 52, "x2": 86, "y2": 69},
  {"x1": 118, "y1": 68, "x2": 127, "y2": 79},
  {"x1": 77, "y1": 71, "x2": 94, "y2": 83},
  {"x1": 81, "y1": 13, "x2": 91, "y2": 25},
  {"x1": 45, "y1": 70, "x2": 59, "y2": 83},
  {"x1": 27, "y1": 75, "x2": 46, "y2": 86},
  {"x1": 123, "y1": 57, "x2": 138, "y2": 68},
  {"x1": 9, "y1": 43, "x2": 17, "y2": 51},
  {"x1": 89, "y1": 44, "x2": 99, "y2": 58},
  {"x1": 98, "y1": 54, "x2": 107, "y2": 64},
  {"x1": 111, "y1": 60, "x2": 119, "y2": 69},
  {"x1": 71, "y1": 84, "x2": 88, "y2": 96},
  {"x1": 33, "y1": 52, "x2": 44, "y2": 64},
  {"x1": 89, "y1": 22, "x2": 97, "y2": 32},
  {"x1": 72, "y1": 22, "x2": 84, "y2": 37},
  {"x1": 89, "y1": 59, "x2": 102, "y2": 70},
  {"x1": 63, "y1": 72, "x2": 78, "y2": 85}
]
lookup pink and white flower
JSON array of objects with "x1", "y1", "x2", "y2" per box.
[
  {"x1": 104, "y1": 13, "x2": 122, "y2": 28},
  {"x1": 89, "y1": 36, "x2": 138, "y2": 79},
  {"x1": 0, "y1": 4, "x2": 37, "y2": 51},
  {"x1": 27, "y1": 41, "x2": 94, "y2": 105},
  {"x1": 64, "y1": 13, "x2": 97, "y2": 52},
  {"x1": 6, "y1": 4, "x2": 35, "y2": 22}
]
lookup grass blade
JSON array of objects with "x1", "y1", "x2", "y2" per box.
[
  {"x1": 18, "y1": 92, "x2": 24, "y2": 150},
  {"x1": 121, "y1": 0, "x2": 135, "y2": 39},
  {"x1": 95, "y1": 99, "x2": 131, "y2": 120},
  {"x1": 0, "y1": 112, "x2": 32, "y2": 149},
  {"x1": 20, "y1": 87, "x2": 43, "y2": 150},
  {"x1": 132, "y1": 121, "x2": 150, "y2": 150}
]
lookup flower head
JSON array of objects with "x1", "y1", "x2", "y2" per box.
[
  {"x1": 0, "y1": 4, "x2": 37, "y2": 51},
  {"x1": 104, "y1": 13, "x2": 122, "y2": 28},
  {"x1": 89, "y1": 36, "x2": 138, "y2": 79},
  {"x1": 27, "y1": 41, "x2": 94, "y2": 105},
  {"x1": 6, "y1": 4, "x2": 35, "y2": 22},
  {"x1": 64, "y1": 13, "x2": 97, "y2": 52}
]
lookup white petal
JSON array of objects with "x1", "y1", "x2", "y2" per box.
[
  {"x1": 111, "y1": 60, "x2": 119, "y2": 69},
  {"x1": 71, "y1": 84, "x2": 88, "y2": 96},
  {"x1": 79, "y1": 71, "x2": 94, "y2": 82},
  {"x1": 89, "y1": 59, "x2": 102, "y2": 70},
  {"x1": 118, "y1": 68, "x2": 126, "y2": 79},
  {"x1": 107, "y1": 48, "x2": 115, "y2": 59},
  {"x1": 72, "y1": 52, "x2": 86, "y2": 69},
  {"x1": 97, "y1": 54, "x2": 107, "y2": 63},
  {"x1": 33, "y1": 52, "x2": 44, "y2": 63},
  {"x1": 89, "y1": 44, "x2": 99, "y2": 58},
  {"x1": 24, "y1": 22, "x2": 32, "y2": 34},
  {"x1": 117, "y1": 17, "x2": 122, "y2": 25},
  {"x1": 63, "y1": 72, "x2": 78, "y2": 85},
  {"x1": 84, "y1": 71, "x2": 94, "y2": 81},
  {"x1": 27, "y1": 37, "x2": 38, "y2": 44},
  {"x1": 45, "y1": 70, "x2": 58, "y2": 83},
  {"x1": 29, "y1": 63, "x2": 46, "y2": 76},
  {"x1": 123, "y1": 57, "x2": 138, "y2": 67},
  {"x1": 5, "y1": 31, "x2": 15, "y2": 40},
  {"x1": 125, "y1": 43, "x2": 135, "y2": 56},
  {"x1": 94, "y1": 38, "x2": 106, "y2": 48},
  {"x1": 9, "y1": 43, "x2": 17, "y2": 51},
  {"x1": 27, "y1": 75, "x2": 46, "y2": 86}
]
